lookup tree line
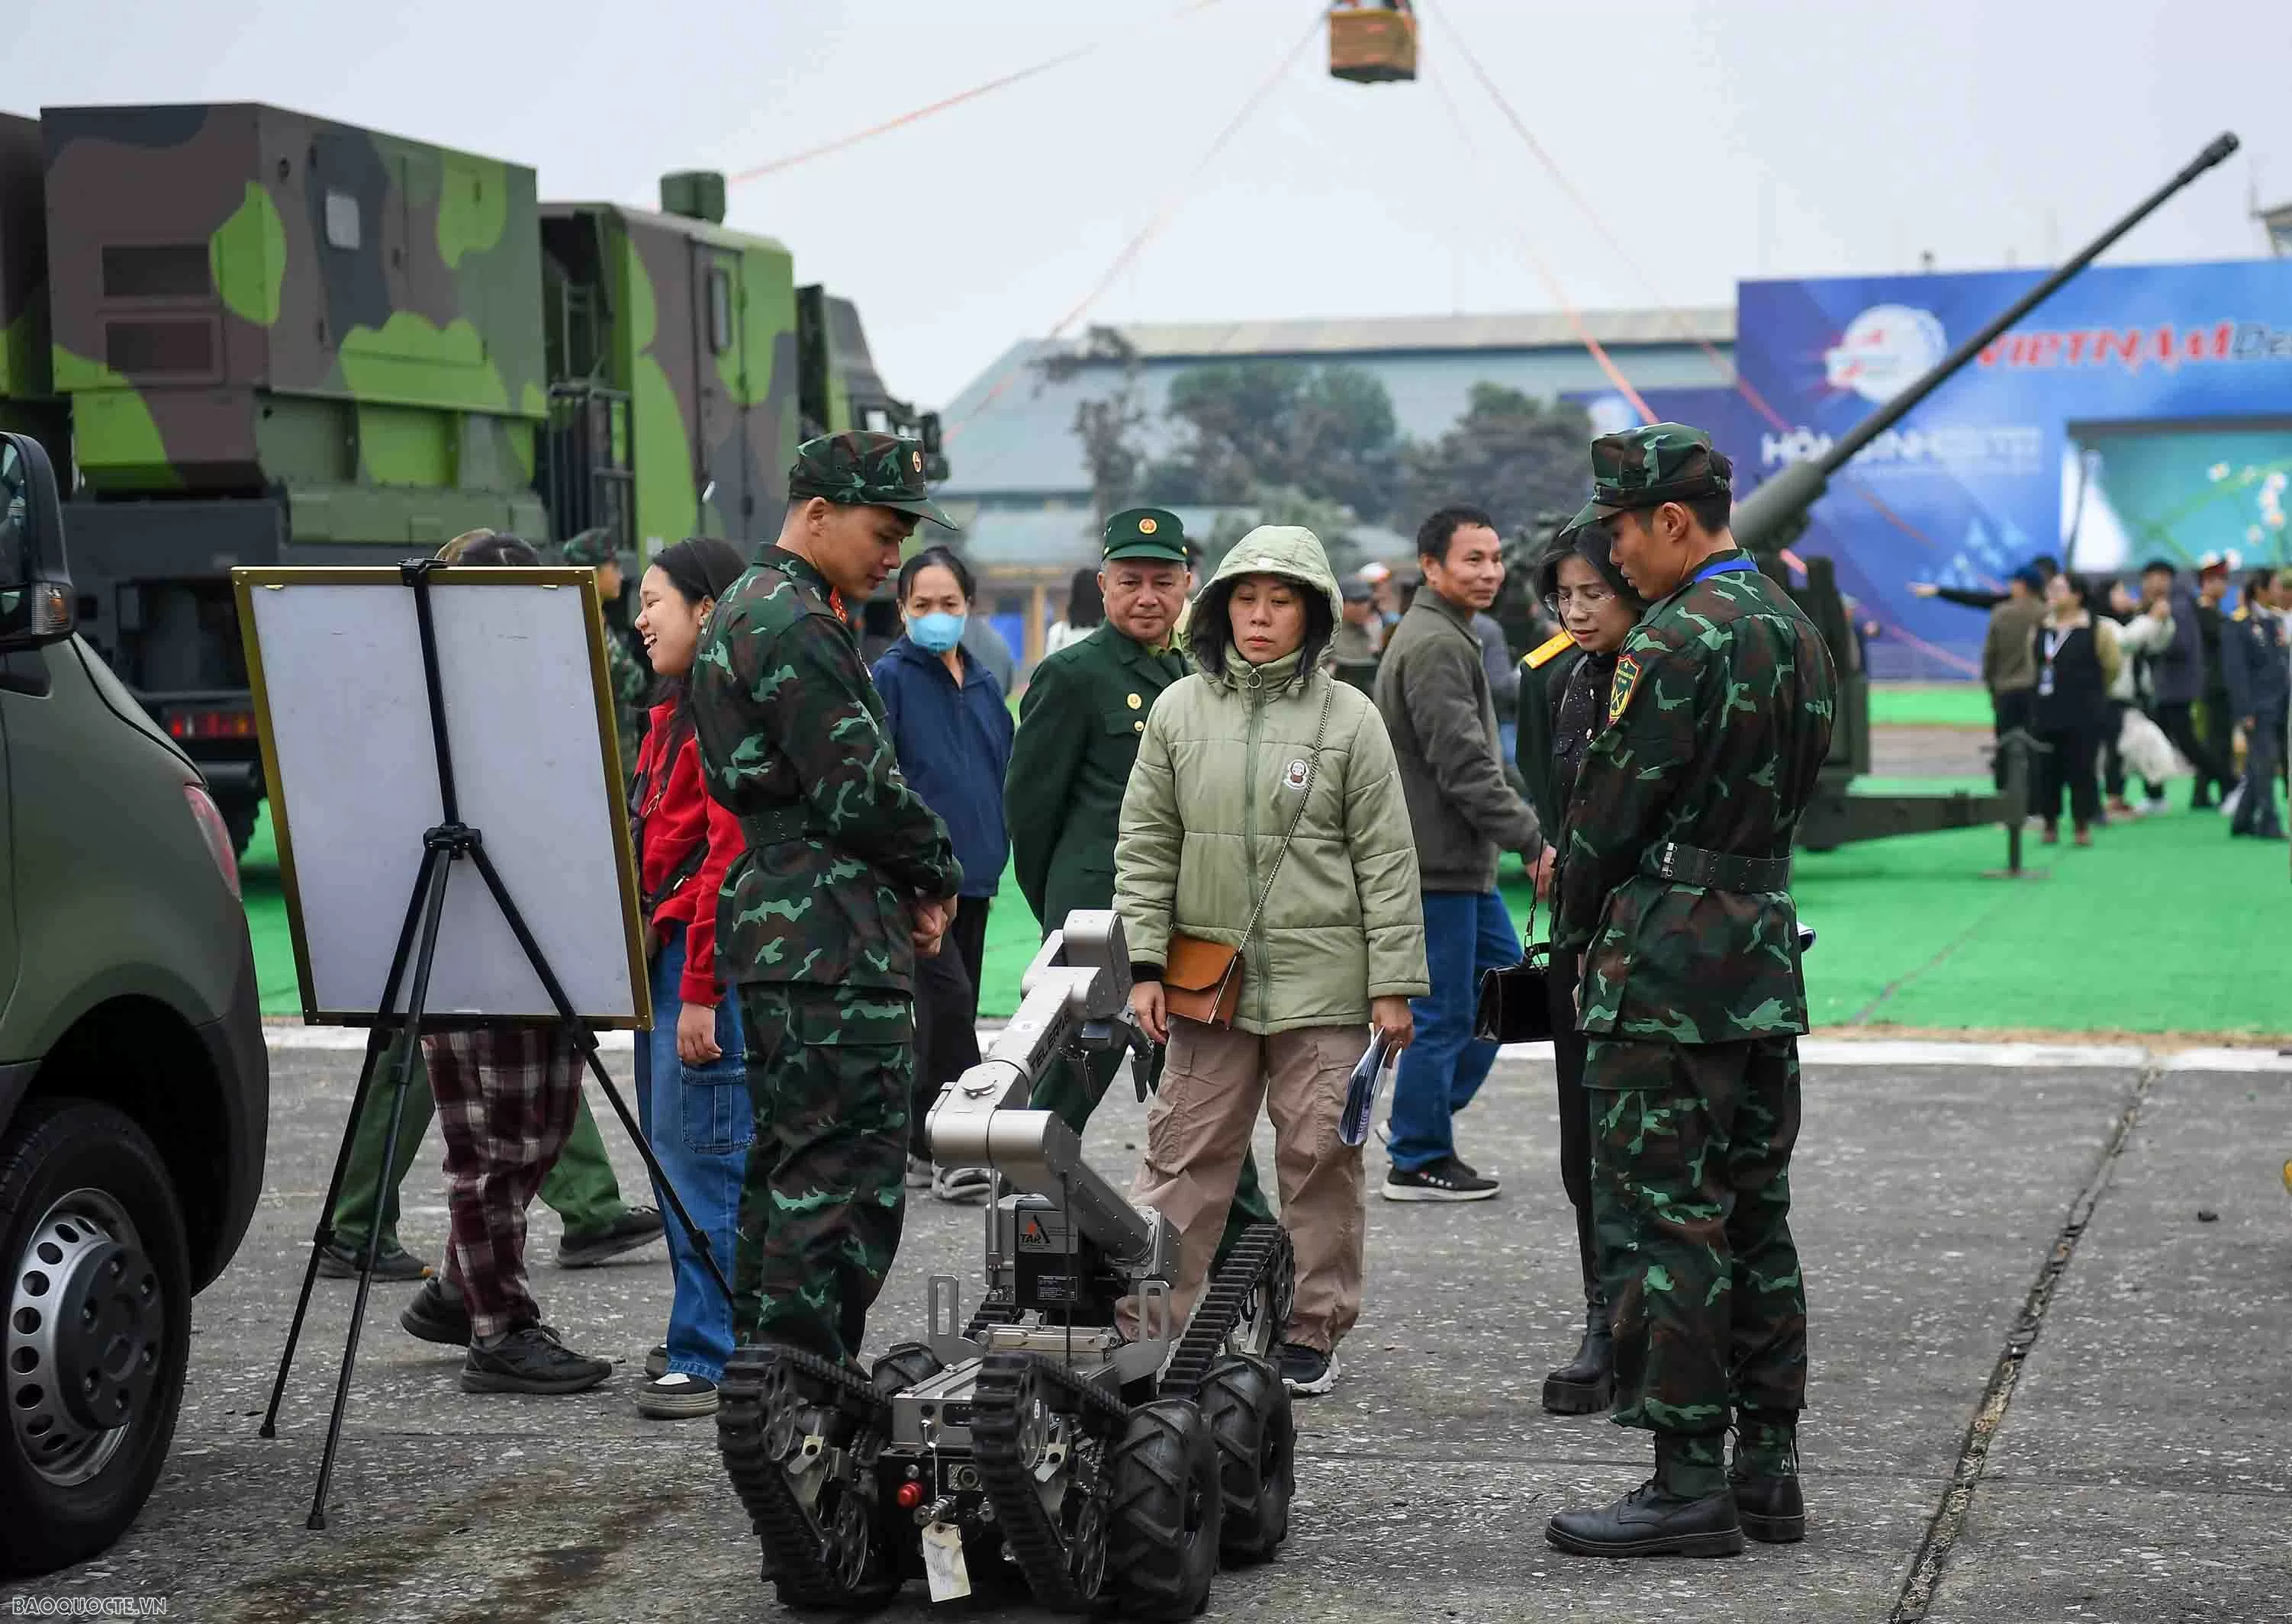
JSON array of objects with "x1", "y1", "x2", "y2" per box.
[{"x1": 1047, "y1": 327, "x2": 1590, "y2": 568}]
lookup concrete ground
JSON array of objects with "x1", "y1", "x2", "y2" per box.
[{"x1": 5, "y1": 1037, "x2": 2289, "y2": 1623}]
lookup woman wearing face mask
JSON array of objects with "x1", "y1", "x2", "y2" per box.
[
  {"x1": 626, "y1": 534, "x2": 752, "y2": 1419},
  {"x1": 870, "y1": 546, "x2": 1015, "y2": 1201},
  {"x1": 1515, "y1": 520, "x2": 1647, "y2": 1418},
  {"x1": 1117, "y1": 526, "x2": 1427, "y2": 1397}
]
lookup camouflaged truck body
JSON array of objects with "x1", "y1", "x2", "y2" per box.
[{"x1": 0, "y1": 100, "x2": 935, "y2": 851}]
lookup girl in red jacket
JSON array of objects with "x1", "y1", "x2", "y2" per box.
[{"x1": 627, "y1": 535, "x2": 751, "y2": 1419}]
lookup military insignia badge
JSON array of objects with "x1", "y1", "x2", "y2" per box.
[
  {"x1": 1608, "y1": 653, "x2": 1643, "y2": 727},
  {"x1": 1138, "y1": 516, "x2": 1158, "y2": 535},
  {"x1": 910, "y1": 449, "x2": 923, "y2": 473},
  {"x1": 1283, "y1": 758, "x2": 1310, "y2": 789}
]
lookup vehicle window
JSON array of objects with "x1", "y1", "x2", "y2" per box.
[{"x1": 0, "y1": 439, "x2": 26, "y2": 587}]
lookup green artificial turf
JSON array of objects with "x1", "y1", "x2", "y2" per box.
[
  {"x1": 1867, "y1": 681, "x2": 1994, "y2": 728},
  {"x1": 243, "y1": 777, "x2": 2290, "y2": 1040}
]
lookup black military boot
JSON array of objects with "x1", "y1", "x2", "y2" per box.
[
  {"x1": 1546, "y1": 1433, "x2": 1743, "y2": 1558},
  {"x1": 1730, "y1": 1410, "x2": 1806, "y2": 1544},
  {"x1": 1541, "y1": 1291, "x2": 1614, "y2": 1415}
]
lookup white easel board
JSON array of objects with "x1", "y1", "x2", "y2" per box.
[{"x1": 235, "y1": 566, "x2": 649, "y2": 1028}]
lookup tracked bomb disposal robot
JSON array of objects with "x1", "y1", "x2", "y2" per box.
[{"x1": 716, "y1": 912, "x2": 1298, "y2": 1616}]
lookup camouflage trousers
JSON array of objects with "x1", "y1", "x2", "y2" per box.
[
  {"x1": 732, "y1": 982, "x2": 914, "y2": 1367},
  {"x1": 1584, "y1": 1034, "x2": 1807, "y2": 1435}
]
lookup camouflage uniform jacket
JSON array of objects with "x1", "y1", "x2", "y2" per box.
[
  {"x1": 1553, "y1": 550, "x2": 1836, "y2": 1043},
  {"x1": 604, "y1": 625, "x2": 652, "y2": 777},
  {"x1": 688, "y1": 546, "x2": 962, "y2": 993}
]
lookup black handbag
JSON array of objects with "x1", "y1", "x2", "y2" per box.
[{"x1": 1474, "y1": 899, "x2": 1556, "y2": 1044}]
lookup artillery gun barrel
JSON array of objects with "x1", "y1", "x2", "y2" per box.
[{"x1": 1735, "y1": 132, "x2": 2239, "y2": 551}]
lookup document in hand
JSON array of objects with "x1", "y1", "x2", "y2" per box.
[{"x1": 1338, "y1": 1029, "x2": 1396, "y2": 1147}]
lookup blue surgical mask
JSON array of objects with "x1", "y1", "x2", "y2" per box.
[{"x1": 909, "y1": 611, "x2": 967, "y2": 654}]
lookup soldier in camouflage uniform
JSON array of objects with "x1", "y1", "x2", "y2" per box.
[
  {"x1": 565, "y1": 527, "x2": 652, "y2": 779},
  {"x1": 687, "y1": 431, "x2": 963, "y2": 1368},
  {"x1": 1544, "y1": 426, "x2": 1837, "y2": 1560}
]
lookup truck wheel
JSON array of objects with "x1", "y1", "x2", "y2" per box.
[
  {"x1": 1197, "y1": 1353, "x2": 1292, "y2": 1565},
  {"x1": 219, "y1": 793, "x2": 260, "y2": 860},
  {"x1": 0, "y1": 1101, "x2": 190, "y2": 1577},
  {"x1": 1106, "y1": 1398, "x2": 1223, "y2": 1620}
]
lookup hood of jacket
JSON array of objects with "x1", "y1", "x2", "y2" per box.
[{"x1": 1204, "y1": 525, "x2": 1344, "y2": 624}]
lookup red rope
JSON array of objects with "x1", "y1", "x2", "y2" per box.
[
  {"x1": 946, "y1": 7, "x2": 1321, "y2": 442},
  {"x1": 728, "y1": 0, "x2": 1228, "y2": 186}
]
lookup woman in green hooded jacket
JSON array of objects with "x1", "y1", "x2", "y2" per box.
[{"x1": 1116, "y1": 526, "x2": 1428, "y2": 1397}]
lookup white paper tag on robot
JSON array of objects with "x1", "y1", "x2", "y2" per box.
[{"x1": 921, "y1": 1520, "x2": 971, "y2": 1602}]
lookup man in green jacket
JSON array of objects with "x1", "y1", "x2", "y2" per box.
[
  {"x1": 1005, "y1": 507, "x2": 1274, "y2": 1247},
  {"x1": 1544, "y1": 424, "x2": 1836, "y2": 1561}
]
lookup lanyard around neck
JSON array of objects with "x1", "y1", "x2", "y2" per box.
[{"x1": 1692, "y1": 556, "x2": 1756, "y2": 584}]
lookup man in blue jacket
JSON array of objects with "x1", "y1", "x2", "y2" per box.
[
  {"x1": 2221, "y1": 570, "x2": 2288, "y2": 841},
  {"x1": 871, "y1": 545, "x2": 1016, "y2": 1198}
]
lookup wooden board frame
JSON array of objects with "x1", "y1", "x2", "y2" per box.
[{"x1": 233, "y1": 564, "x2": 650, "y2": 1030}]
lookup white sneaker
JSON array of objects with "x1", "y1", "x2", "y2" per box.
[{"x1": 2220, "y1": 785, "x2": 2245, "y2": 819}]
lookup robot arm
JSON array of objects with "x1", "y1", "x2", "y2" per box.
[{"x1": 925, "y1": 911, "x2": 1160, "y2": 1265}]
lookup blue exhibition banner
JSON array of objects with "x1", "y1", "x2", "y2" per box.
[{"x1": 1733, "y1": 259, "x2": 2292, "y2": 674}]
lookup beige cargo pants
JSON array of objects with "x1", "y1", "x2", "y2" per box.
[{"x1": 1134, "y1": 1017, "x2": 1367, "y2": 1354}]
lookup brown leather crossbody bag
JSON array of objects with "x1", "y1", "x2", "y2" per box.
[{"x1": 1161, "y1": 683, "x2": 1334, "y2": 1029}]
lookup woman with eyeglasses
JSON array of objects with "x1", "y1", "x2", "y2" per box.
[{"x1": 1515, "y1": 516, "x2": 1647, "y2": 1418}]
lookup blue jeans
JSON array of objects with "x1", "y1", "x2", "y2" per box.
[
  {"x1": 633, "y1": 924, "x2": 751, "y2": 1381},
  {"x1": 1387, "y1": 890, "x2": 1521, "y2": 1172}
]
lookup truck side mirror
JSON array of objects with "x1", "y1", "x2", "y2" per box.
[{"x1": 0, "y1": 432, "x2": 76, "y2": 651}]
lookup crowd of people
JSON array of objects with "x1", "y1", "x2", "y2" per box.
[
  {"x1": 1922, "y1": 551, "x2": 2290, "y2": 844},
  {"x1": 330, "y1": 420, "x2": 1846, "y2": 1561}
]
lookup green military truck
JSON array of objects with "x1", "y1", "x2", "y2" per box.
[
  {"x1": 0, "y1": 429, "x2": 268, "y2": 1574},
  {"x1": 0, "y1": 103, "x2": 945, "y2": 852}
]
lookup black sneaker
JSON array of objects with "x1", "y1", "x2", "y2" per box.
[
  {"x1": 644, "y1": 1344, "x2": 670, "y2": 1380},
  {"x1": 317, "y1": 1237, "x2": 432, "y2": 1281},
  {"x1": 1279, "y1": 1342, "x2": 1340, "y2": 1395},
  {"x1": 635, "y1": 1372, "x2": 720, "y2": 1419},
  {"x1": 556, "y1": 1207, "x2": 665, "y2": 1269},
  {"x1": 400, "y1": 1277, "x2": 472, "y2": 1346},
  {"x1": 460, "y1": 1325, "x2": 612, "y2": 1395},
  {"x1": 1381, "y1": 1156, "x2": 1500, "y2": 1202}
]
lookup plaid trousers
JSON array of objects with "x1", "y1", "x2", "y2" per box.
[{"x1": 425, "y1": 1025, "x2": 585, "y2": 1340}]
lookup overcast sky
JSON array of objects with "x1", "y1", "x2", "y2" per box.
[{"x1": 11, "y1": 2, "x2": 2288, "y2": 408}]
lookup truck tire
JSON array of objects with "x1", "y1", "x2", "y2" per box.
[
  {"x1": 1197, "y1": 1352, "x2": 1292, "y2": 1565},
  {"x1": 1106, "y1": 1398, "x2": 1222, "y2": 1620},
  {"x1": 0, "y1": 1101, "x2": 191, "y2": 1578},
  {"x1": 219, "y1": 793, "x2": 260, "y2": 860}
]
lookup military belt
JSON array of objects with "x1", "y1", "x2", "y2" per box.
[
  {"x1": 738, "y1": 807, "x2": 825, "y2": 848},
  {"x1": 1643, "y1": 841, "x2": 1791, "y2": 892}
]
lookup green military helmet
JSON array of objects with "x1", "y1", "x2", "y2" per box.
[
  {"x1": 1102, "y1": 506, "x2": 1189, "y2": 565},
  {"x1": 1588, "y1": 423, "x2": 1733, "y2": 519},
  {"x1": 789, "y1": 430, "x2": 952, "y2": 529},
  {"x1": 562, "y1": 526, "x2": 620, "y2": 567}
]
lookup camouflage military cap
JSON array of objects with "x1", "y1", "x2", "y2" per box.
[
  {"x1": 561, "y1": 526, "x2": 618, "y2": 566},
  {"x1": 1588, "y1": 423, "x2": 1733, "y2": 518},
  {"x1": 788, "y1": 431, "x2": 952, "y2": 529},
  {"x1": 1103, "y1": 506, "x2": 1189, "y2": 564}
]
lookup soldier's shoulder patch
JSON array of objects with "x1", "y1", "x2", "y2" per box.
[{"x1": 1608, "y1": 651, "x2": 1643, "y2": 727}]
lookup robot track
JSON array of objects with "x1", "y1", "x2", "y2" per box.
[
  {"x1": 1159, "y1": 1223, "x2": 1296, "y2": 1400},
  {"x1": 716, "y1": 1344, "x2": 897, "y2": 1610},
  {"x1": 969, "y1": 1350, "x2": 1132, "y2": 1613}
]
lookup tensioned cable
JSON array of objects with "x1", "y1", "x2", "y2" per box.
[
  {"x1": 729, "y1": 0, "x2": 1228, "y2": 185},
  {"x1": 1434, "y1": 0, "x2": 1978, "y2": 669},
  {"x1": 1420, "y1": 56, "x2": 1656, "y2": 424},
  {"x1": 945, "y1": 5, "x2": 1324, "y2": 442}
]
